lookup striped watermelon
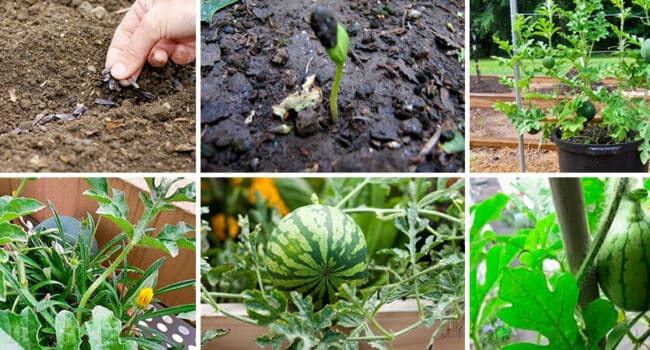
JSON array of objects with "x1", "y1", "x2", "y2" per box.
[
  {"x1": 264, "y1": 204, "x2": 368, "y2": 307},
  {"x1": 596, "y1": 192, "x2": 650, "y2": 311}
]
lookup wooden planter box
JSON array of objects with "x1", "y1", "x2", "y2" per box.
[
  {"x1": 201, "y1": 300, "x2": 464, "y2": 350},
  {"x1": 0, "y1": 178, "x2": 196, "y2": 306}
]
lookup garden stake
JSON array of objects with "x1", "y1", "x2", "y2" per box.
[{"x1": 310, "y1": 7, "x2": 349, "y2": 123}]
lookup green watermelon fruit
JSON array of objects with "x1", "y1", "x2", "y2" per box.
[
  {"x1": 641, "y1": 39, "x2": 650, "y2": 62},
  {"x1": 542, "y1": 56, "x2": 555, "y2": 69},
  {"x1": 596, "y1": 190, "x2": 650, "y2": 311},
  {"x1": 577, "y1": 100, "x2": 596, "y2": 122},
  {"x1": 264, "y1": 204, "x2": 368, "y2": 307}
]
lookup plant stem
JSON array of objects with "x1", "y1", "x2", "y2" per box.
[
  {"x1": 330, "y1": 63, "x2": 343, "y2": 123},
  {"x1": 335, "y1": 178, "x2": 370, "y2": 209},
  {"x1": 77, "y1": 244, "x2": 133, "y2": 321},
  {"x1": 341, "y1": 207, "x2": 461, "y2": 224},
  {"x1": 366, "y1": 260, "x2": 459, "y2": 292},
  {"x1": 12, "y1": 178, "x2": 30, "y2": 198},
  {"x1": 207, "y1": 292, "x2": 247, "y2": 299},
  {"x1": 575, "y1": 178, "x2": 628, "y2": 286},
  {"x1": 200, "y1": 285, "x2": 257, "y2": 325},
  {"x1": 76, "y1": 203, "x2": 159, "y2": 322}
]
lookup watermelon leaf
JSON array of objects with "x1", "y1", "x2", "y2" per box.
[
  {"x1": 243, "y1": 290, "x2": 287, "y2": 326},
  {"x1": 202, "y1": 0, "x2": 240, "y2": 23},
  {"x1": 0, "y1": 196, "x2": 44, "y2": 223},
  {"x1": 0, "y1": 222, "x2": 29, "y2": 244},
  {"x1": 201, "y1": 329, "x2": 229, "y2": 345},
  {"x1": 582, "y1": 299, "x2": 617, "y2": 348},
  {"x1": 137, "y1": 222, "x2": 195, "y2": 257},
  {"x1": 265, "y1": 293, "x2": 345, "y2": 349},
  {"x1": 498, "y1": 268, "x2": 583, "y2": 349},
  {"x1": 85, "y1": 306, "x2": 137, "y2": 350},
  {"x1": 0, "y1": 308, "x2": 41, "y2": 349},
  {"x1": 290, "y1": 292, "x2": 337, "y2": 331},
  {"x1": 55, "y1": 310, "x2": 81, "y2": 350},
  {"x1": 84, "y1": 184, "x2": 134, "y2": 240}
]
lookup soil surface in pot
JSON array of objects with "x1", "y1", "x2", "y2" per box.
[
  {"x1": 562, "y1": 124, "x2": 635, "y2": 145},
  {"x1": 201, "y1": 0, "x2": 465, "y2": 172},
  {"x1": 0, "y1": 0, "x2": 195, "y2": 172}
]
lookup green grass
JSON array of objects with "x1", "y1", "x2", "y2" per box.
[{"x1": 470, "y1": 54, "x2": 633, "y2": 76}]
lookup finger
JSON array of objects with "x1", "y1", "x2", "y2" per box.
[
  {"x1": 118, "y1": 66, "x2": 143, "y2": 86},
  {"x1": 105, "y1": 0, "x2": 152, "y2": 69},
  {"x1": 171, "y1": 43, "x2": 196, "y2": 65},
  {"x1": 111, "y1": 9, "x2": 162, "y2": 80},
  {"x1": 148, "y1": 48, "x2": 169, "y2": 68}
]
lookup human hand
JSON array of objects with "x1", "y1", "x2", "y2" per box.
[{"x1": 105, "y1": 0, "x2": 196, "y2": 86}]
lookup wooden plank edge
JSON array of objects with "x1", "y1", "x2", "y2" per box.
[{"x1": 470, "y1": 136, "x2": 557, "y2": 150}]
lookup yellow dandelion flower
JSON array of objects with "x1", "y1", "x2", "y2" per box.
[
  {"x1": 248, "y1": 178, "x2": 289, "y2": 216},
  {"x1": 136, "y1": 287, "x2": 154, "y2": 308}
]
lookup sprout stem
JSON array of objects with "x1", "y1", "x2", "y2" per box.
[{"x1": 330, "y1": 63, "x2": 343, "y2": 123}]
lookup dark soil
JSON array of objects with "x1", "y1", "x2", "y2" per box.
[
  {"x1": 563, "y1": 124, "x2": 635, "y2": 145},
  {"x1": 470, "y1": 75, "x2": 510, "y2": 93},
  {"x1": 0, "y1": 0, "x2": 195, "y2": 172},
  {"x1": 201, "y1": 0, "x2": 464, "y2": 172}
]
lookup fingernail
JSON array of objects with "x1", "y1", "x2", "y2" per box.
[{"x1": 111, "y1": 63, "x2": 128, "y2": 78}]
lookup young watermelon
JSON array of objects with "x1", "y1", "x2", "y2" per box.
[
  {"x1": 596, "y1": 190, "x2": 650, "y2": 311},
  {"x1": 264, "y1": 204, "x2": 368, "y2": 307}
]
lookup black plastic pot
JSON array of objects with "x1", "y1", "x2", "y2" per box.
[{"x1": 551, "y1": 128, "x2": 648, "y2": 172}]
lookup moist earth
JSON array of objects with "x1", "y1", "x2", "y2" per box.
[
  {"x1": 0, "y1": 0, "x2": 195, "y2": 172},
  {"x1": 201, "y1": 0, "x2": 465, "y2": 172}
]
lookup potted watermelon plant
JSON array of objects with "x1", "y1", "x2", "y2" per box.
[
  {"x1": 201, "y1": 178, "x2": 465, "y2": 349},
  {"x1": 0, "y1": 177, "x2": 197, "y2": 349},
  {"x1": 493, "y1": 0, "x2": 650, "y2": 172}
]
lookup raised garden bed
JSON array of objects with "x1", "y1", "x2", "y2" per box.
[{"x1": 201, "y1": 301, "x2": 464, "y2": 350}]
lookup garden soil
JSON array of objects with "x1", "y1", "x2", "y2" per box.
[
  {"x1": 470, "y1": 107, "x2": 559, "y2": 172},
  {"x1": 0, "y1": 0, "x2": 195, "y2": 172},
  {"x1": 201, "y1": 0, "x2": 464, "y2": 172}
]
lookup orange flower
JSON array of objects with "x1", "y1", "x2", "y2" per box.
[
  {"x1": 248, "y1": 178, "x2": 289, "y2": 216},
  {"x1": 230, "y1": 178, "x2": 243, "y2": 186},
  {"x1": 200, "y1": 180, "x2": 212, "y2": 204},
  {"x1": 211, "y1": 213, "x2": 239, "y2": 240}
]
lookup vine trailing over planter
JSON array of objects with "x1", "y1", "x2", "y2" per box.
[
  {"x1": 493, "y1": 0, "x2": 650, "y2": 166},
  {"x1": 202, "y1": 178, "x2": 465, "y2": 349},
  {"x1": 0, "y1": 178, "x2": 196, "y2": 349}
]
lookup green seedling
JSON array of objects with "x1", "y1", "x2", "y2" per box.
[{"x1": 310, "y1": 7, "x2": 349, "y2": 123}]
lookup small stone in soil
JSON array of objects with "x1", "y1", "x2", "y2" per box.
[
  {"x1": 295, "y1": 110, "x2": 319, "y2": 136},
  {"x1": 231, "y1": 136, "x2": 252, "y2": 154},
  {"x1": 370, "y1": 123, "x2": 399, "y2": 142},
  {"x1": 355, "y1": 84, "x2": 375, "y2": 100},
  {"x1": 400, "y1": 118, "x2": 423, "y2": 138},
  {"x1": 201, "y1": 143, "x2": 216, "y2": 158},
  {"x1": 284, "y1": 70, "x2": 298, "y2": 89},
  {"x1": 271, "y1": 48, "x2": 289, "y2": 66}
]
